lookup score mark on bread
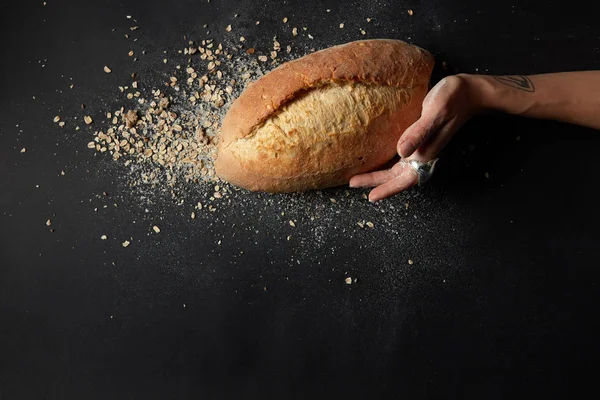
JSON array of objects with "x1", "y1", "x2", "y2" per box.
[{"x1": 215, "y1": 39, "x2": 434, "y2": 192}]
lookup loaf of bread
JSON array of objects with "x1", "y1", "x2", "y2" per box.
[{"x1": 215, "y1": 39, "x2": 434, "y2": 192}]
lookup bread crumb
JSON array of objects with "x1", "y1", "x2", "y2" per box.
[
  {"x1": 258, "y1": 55, "x2": 268, "y2": 62},
  {"x1": 191, "y1": 211, "x2": 196, "y2": 219},
  {"x1": 408, "y1": 9, "x2": 414, "y2": 16},
  {"x1": 239, "y1": 36, "x2": 245, "y2": 42},
  {"x1": 101, "y1": 235, "x2": 107, "y2": 240},
  {"x1": 360, "y1": 29, "x2": 366, "y2": 35},
  {"x1": 84, "y1": 115, "x2": 93, "y2": 125},
  {"x1": 408, "y1": 259, "x2": 414, "y2": 265},
  {"x1": 485, "y1": 172, "x2": 490, "y2": 178},
  {"x1": 128, "y1": 50, "x2": 134, "y2": 56},
  {"x1": 225, "y1": 24, "x2": 232, "y2": 32},
  {"x1": 289, "y1": 220, "x2": 295, "y2": 227},
  {"x1": 46, "y1": 219, "x2": 51, "y2": 226},
  {"x1": 122, "y1": 240, "x2": 130, "y2": 247},
  {"x1": 152, "y1": 225, "x2": 160, "y2": 233},
  {"x1": 103, "y1": 66, "x2": 112, "y2": 73},
  {"x1": 53, "y1": 116, "x2": 61, "y2": 123},
  {"x1": 345, "y1": 277, "x2": 352, "y2": 285},
  {"x1": 339, "y1": 23, "x2": 344, "y2": 29},
  {"x1": 58, "y1": 121, "x2": 65, "y2": 127},
  {"x1": 292, "y1": 27, "x2": 298, "y2": 36},
  {"x1": 283, "y1": 17, "x2": 288, "y2": 23},
  {"x1": 366, "y1": 221, "x2": 374, "y2": 228},
  {"x1": 20, "y1": 148, "x2": 26, "y2": 153}
]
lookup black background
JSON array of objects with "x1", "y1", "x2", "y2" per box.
[{"x1": 1, "y1": 0, "x2": 599, "y2": 398}]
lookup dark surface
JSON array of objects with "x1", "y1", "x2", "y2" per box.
[{"x1": 1, "y1": 0, "x2": 600, "y2": 398}]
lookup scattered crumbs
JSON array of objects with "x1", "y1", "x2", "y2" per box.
[
  {"x1": 289, "y1": 220, "x2": 296, "y2": 227},
  {"x1": 239, "y1": 36, "x2": 245, "y2": 42},
  {"x1": 58, "y1": 121, "x2": 65, "y2": 127},
  {"x1": 20, "y1": 148, "x2": 26, "y2": 153},
  {"x1": 128, "y1": 50, "x2": 134, "y2": 56},
  {"x1": 258, "y1": 55, "x2": 268, "y2": 62},
  {"x1": 122, "y1": 240, "x2": 130, "y2": 247},
  {"x1": 84, "y1": 115, "x2": 93, "y2": 125},
  {"x1": 361, "y1": 193, "x2": 368, "y2": 200},
  {"x1": 163, "y1": 58, "x2": 168, "y2": 63},
  {"x1": 357, "y1": 221, "x2": 365, "y2": 228},
  {"x1": 339, "y1": 23, "x2": 344, "y2": 29},
  {"x1": 366, "y1": 221, "x2": 374, "y2": 228},
  {"x1": 53, "y1": 116, "x2": 60, "y2": 123},
  {"x1": 366, "y1": 18, "x2": 372, "y2": 22},
  {"x1": 255, "y1": 21, "x2": 260, "y2": 25},
  {"x1": 360, "y1": 29, "x2": 366, "y2": 35},
  {"x1": 46, "y1": 219, "x2": 51, "y2": 226},
  {"x1": 405, "y1": 202, "x2": 409, "y2": 210},
  {"x1": 283, "y1": 17, "x2": 288, "y2": 23},
  {"x1": 408, "y1": 259, "x2": 414, "y2": 265},
  {"x1": 292, "y1": 27, "x2": 298, "y2": 36},
  {"x1": 183, "y1": 303, "x2": 186, "y2": 308},
  {"x1": 330, "y1": 198, "x2": 337, "y2": 203},
  {"x1": 103, "y1": 66, "x2": 112, "y2": 73},
  {"x1": 308, "y1": 34, "x2": 314, "y2": 39},
  {"x1": 485, "y1": 172, "x2": 490, "y2": 178},
  {"x1": 345, "y1": 277, "x2": 352, "y2": 285},
  {"x1": 152, "y1": 225, "x2": 160, "y2": 233},
  {"x1": 287, "y1": 235, "x2": 291, "y2": 241},
  {"x1": 191, "y1": 212, "x2": 196, "y2": 219},
  {"x1": 408, "y1": 9, "x2": 414, "y2": 16},
  {"x1": 60, "y1": 170, "x2": 65, "y2": 176},
  {"x1": 101, "y1": 235, "x2": 107, "y2": 240},
  {"x1": 225, "y1": 24, "x2": 232, "y2": 32}
]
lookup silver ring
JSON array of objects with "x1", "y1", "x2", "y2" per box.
[{"x1": 402, "y1": 158, "x2": 439, "y2": 186}]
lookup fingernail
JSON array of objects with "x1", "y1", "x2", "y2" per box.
[{"x1": 399, "y1": 139, "x2": 416, "y2": 158}]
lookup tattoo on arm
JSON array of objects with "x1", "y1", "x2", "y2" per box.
[{"x1": 493, "y1": 75, "x2": 535, "y2": 92}]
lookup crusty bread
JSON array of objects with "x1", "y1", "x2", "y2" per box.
[{"x1": 215, "y1": 39, "x2": 434, "y2": 192}]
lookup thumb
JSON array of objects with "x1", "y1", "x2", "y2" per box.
[{"x1": 397, "y1": 112, "x2": 441, "y2": 159}]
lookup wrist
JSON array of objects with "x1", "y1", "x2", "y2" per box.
[{"x1": 456, "y1": 73, "x2": 497, "y2": 113}]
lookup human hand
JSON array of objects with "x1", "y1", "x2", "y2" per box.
[{"x1": 349, "y1": 74, "x2": 480, "y2": 202}]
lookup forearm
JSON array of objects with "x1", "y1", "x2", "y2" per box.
[{"x1": 462, "y1": 71, "x2": 600, "y2": 130}]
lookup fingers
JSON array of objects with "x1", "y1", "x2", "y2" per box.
[
  {"x1": 349, "y1": 159, "x2": 411, "y2": 188},
  {"x1": 349, "y1": 161, "x2": 418, "y2": 202},
  {"x1": 368, "y1": 168, "x2": 417, "y2": 202},
  {"x1": 349, "y1": 168, "x2": 398, "y2": 188}
]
